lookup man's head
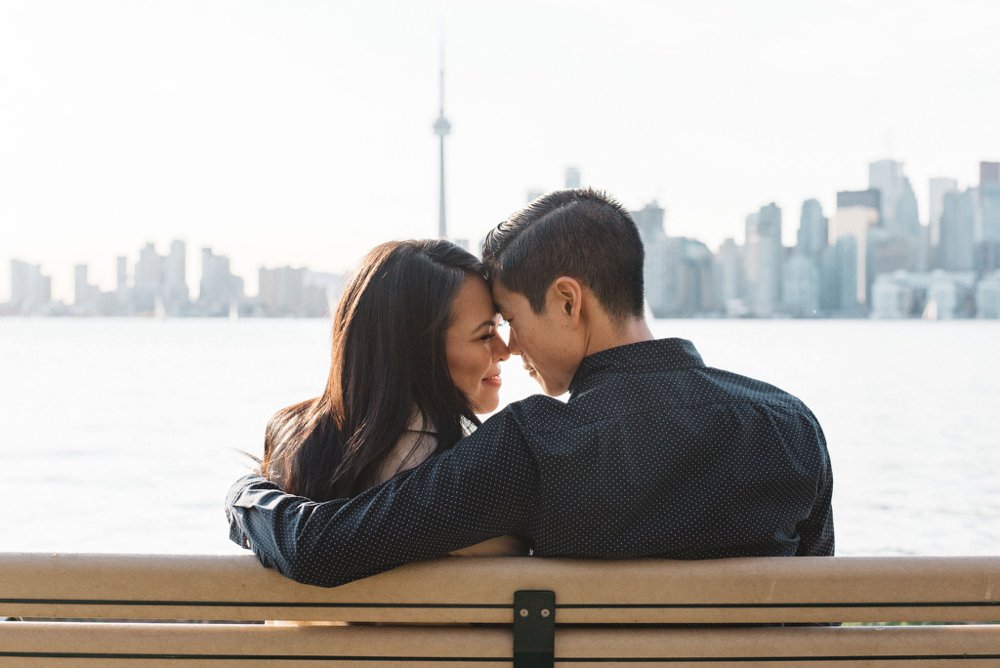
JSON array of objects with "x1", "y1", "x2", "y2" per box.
[{"x1": 482, "y1": 188, "x2": 647, "y2": 396}]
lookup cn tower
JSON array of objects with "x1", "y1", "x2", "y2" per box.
[{"x1": 432, "y1": 43, "x2": 451, "y2": 240}]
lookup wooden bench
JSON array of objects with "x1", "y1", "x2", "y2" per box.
[{"x1": 1, "y1": 553, "x2": 998, "y2": 666}]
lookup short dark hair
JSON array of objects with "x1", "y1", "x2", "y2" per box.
[{"x1": 482, "y1": 188, "x2": 645, "y2": 319}]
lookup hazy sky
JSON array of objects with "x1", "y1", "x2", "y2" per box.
[{"x1": 2, "y1": 0, "x2": 999, "y2": 301}]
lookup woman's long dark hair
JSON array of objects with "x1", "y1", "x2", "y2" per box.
[{"x1": 261, "y1": 240, "x2": 486, "y2": 501}]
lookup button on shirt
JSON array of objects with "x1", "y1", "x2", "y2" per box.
[{"x1": 227, "y1": 338, "x2": 834, "y2": 587}]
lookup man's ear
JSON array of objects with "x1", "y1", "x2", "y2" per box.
[{"x1": 550, "y1": 277, "x2": 583, "y2": 321}]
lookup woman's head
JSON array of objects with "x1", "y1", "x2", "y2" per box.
[{"x1": 265, "y1": 239, "x2": 509, "y2": 500}]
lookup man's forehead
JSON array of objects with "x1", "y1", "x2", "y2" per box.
[{"x1": 489, "y1": 282, "x2": 517, "y2": 310}]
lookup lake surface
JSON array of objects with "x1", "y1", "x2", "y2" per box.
[{"x1": 2, "y1": 318, "x2": 998, "y2": 556}]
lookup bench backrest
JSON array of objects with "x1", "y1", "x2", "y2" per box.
[
  {"x1": 2, "y1": 553, "x2": 998, "y2": 624},
  {"x1": 2, "y1": 554, "x2": 999, "y2": 666}
]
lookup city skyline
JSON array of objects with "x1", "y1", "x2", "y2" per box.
[
  {"x1": 3, "y1": 1, "x2": 1000, "y2": 302},
  {"x1": 7, "y1": 156, "x2": 1000, "y2": 319},
  {"x1": 5, "y1": 156, "x2": 997, "y2": 301}
]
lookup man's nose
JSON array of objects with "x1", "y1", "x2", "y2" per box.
[{"x1": 506, "y1": 327, "x2": 522, "y2": 356}]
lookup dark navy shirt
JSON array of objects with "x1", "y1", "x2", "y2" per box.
[{"x1": 227, "y1": 338, "x2": 834, "y2": 587}]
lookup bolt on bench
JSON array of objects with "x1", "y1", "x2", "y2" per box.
[{"x1": 2, "y1": 553, "x2": 999, "y2": 666}]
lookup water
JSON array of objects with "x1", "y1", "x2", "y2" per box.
[{"x1": 2, "y1": 318, "x2": 998, "y2": 556}]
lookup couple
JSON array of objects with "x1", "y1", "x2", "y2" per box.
[{"x1": 227, "y1": 188, "x2": 834, "y2": 587}]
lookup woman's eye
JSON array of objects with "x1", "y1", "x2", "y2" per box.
[{"x1": 480, "y1": 332, "x2": 496, "y2": 341}]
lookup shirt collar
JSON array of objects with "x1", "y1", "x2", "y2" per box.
[{"x1": 568, "y1": 338, "x2": 705, "y2": 395}]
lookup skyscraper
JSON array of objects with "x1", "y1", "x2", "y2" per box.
[
  {"x1": 714, "y1": 238, "x2": 744, "y2": 315},
  {"x1": 134, "y1": 242, "x2": 165, "y2": 313},
  {"x1": 199, "y1": 248, "x2": 244, "y2": 316},
  {"x1": 746, "y1": 203, "x2": 782, "y2": 317},
  {"x1": 74, "y1": 264, "x2": 93, "y2": 306},
  {"x1": 975, "y1": 162, "x2": 1000, "y2": 275},
  {"x1": 980, "y1": 161, "x2": 1000, "y2": 187},
  {"x1": 632, "y1": 201, "x2": 669, "y2": 315},
  {"x1": 165, "y1": 240, "x2": 189, "y2": 313},
  {"x1": 116, "y1": 256, "x2": 129, "y2": 294},
  {"x1": 432, "y1": 43, "x2": 451, "y2": 240},
  {"x1": 980, "y1": 162, "x2": 1000, "y2": 242},
  {"x1": 10, "y1": 260, "x2": 51, "y2": 314},
  {"x1": 869, "y1": 159, "x2": 904, "y2": 231},
  {"x1": 833, "y1": 189, "x2": 880, "y2": 308},
  {"x1": 928, "y1": 177, "x2": 958, "y2": 248},
  {"x1": 796, "y1": 198, "x2": 828, "y2": 260},
  {"x1": 895, "y1": 177, "x2": 921, "y2": 237},
  {"x1": 939, "y1": 189, "x2": 976, "y2": 271}
]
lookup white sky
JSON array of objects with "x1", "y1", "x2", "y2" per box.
[{"x1": 2, "y1": 0, "x2": 999, "y2": 301}]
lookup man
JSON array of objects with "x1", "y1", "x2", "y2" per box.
[{"x1": 227, "y1": 188, "x2": 834, "y2": 587}]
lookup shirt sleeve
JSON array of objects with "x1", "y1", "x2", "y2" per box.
[
  {"x1": 226, "y1": 408, "x2": 539, "y2": 587},
  {"x1": 795, "y1": 417, "x2": 835, "y2": 557}
]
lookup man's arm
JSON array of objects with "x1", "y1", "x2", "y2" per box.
[
  {"x1": 795, "y1": 418, "x2": 835, "y2": 556},
  {"x1": 226, "y1": 409, "x2": 538, "y2": 587}
]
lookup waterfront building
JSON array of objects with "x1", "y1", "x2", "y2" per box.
[
  {"x1": 894, "y1": 177, "x2": 921, "y2": 238},
  {"x1": 836, "y1": 188, "x2": 880, "y2": 211},
  {"x1": 975, "y1": 240, "x2": 1000, "y2": 277},
  {"x1": 796, "y1": 198, "x2": 828, "y2": 260},
  {"x1": 869, "y1": 159, "x2": 920, "y2": 237},
  {"x1": 74, "y1": 264, "x2": 95, "y2": 307},
  {"x1": 925, "y1": 271, "x2": 975, "y2": 319},
  {"x1": 564, "y1": 167, "x2": 581, "y2": 189},
  {"x1": 714, "y1": 238, "x2": 746, "y2": 316},
  {"x1": 832, "y1": 190, "x2": 880, "y2": 309},
  {"x1": 115, "y1": 256, "x2": 129, "y2": 293},
  {"x1": 304, "y1": 270, "x2": 347, "y2": 312},
  {"x1": 871, "y1": 272, "x2": 916, "y2": 319},
  {"x1": 9, "y1": 259, "x2": 52, "y2": 315},
  {"x1": 928, "y1": 177, "x2": 958, "y2": 248},
  {"x1": 632, "y1": 200, "x2": 671, "y2": 316},
  {"x1": 782, "y1": 252, "x2": 820, "y2": 318},
  {"x1": 938, "y1": 189, "x2": 976, "y2": 271},
  {"x1": 980, "y1": 182, "x2": 1000, "y2": 242},
  {"x1": 743, "y1": 212, "x2": 760, "y2": 299},
  {"x1": 980, "y1": 161, "x2": 1000, "y2": 187},
  {"x1": 869, "y1": 229, "x2": 917, "y2": 283},
  {"x1": 164, "y1": 240, "x2": 190, "y2": 314},
  {"x1": 257, "y1": 266, "x2": 331, "y2": 317},
  {"x1": 973, "y1": 166, "x2": 1000, "y2": 276},
  {"x1": 869, "y1": 270, "x2": 975, "y2": 319},
  {"x1": 976, "y1": 270, "x2": 1000, "y2": 318},
  {"x1": 818, "y1": 245, "x2": 840, "y2": 315},
  {"x1": 525, "y1": 188, "x2": 545, "y2": 204},
  {"x1": 677, "y1": 238, "x2": 716, "y2": 316},
  {"x1": 835, "y1": 237, "x2": 860, "y2": 315},
  {"x1": 258, "y1": 266, "x2": 306, "y2": 316},
  {"x1": 745, "y1": 203, "x2": 782, "y2": 317},
  {"x1": 869, "y1": 159, "x2": 905, "y2": 233},
  {"x1": 199, "y1": 248, "x2": 244, "y2": 317},
  {"x1": 133, "y1": 242, "x2": 167, "y2": 313}
]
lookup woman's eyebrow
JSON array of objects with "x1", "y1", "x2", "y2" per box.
[{"x1": 472, "y1": 319, "x2": 496, "y2": 332}]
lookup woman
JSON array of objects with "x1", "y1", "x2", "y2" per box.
[{"x1": 262, "y1": 239, "x2": 522, "y2": 555}]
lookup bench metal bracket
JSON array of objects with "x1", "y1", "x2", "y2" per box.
[{"x1": 513, "y1": 589, "x2": 555, "y2": 668}]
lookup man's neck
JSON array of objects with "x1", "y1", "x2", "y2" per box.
[{"x1": 583, "y1": 317, "x2": 654, "y2": 358}]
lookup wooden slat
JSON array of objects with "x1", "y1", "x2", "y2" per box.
[
  {"x1": 2, "y1": 623, "x2": 999, "y2": 667},
  {"x1": 1, "y1": 553, "x2": 999, "y2": 623}
]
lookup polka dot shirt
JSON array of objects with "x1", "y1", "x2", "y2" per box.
[{"x1": 227, "y1": 338, "x2": 834, "y2": 587}]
